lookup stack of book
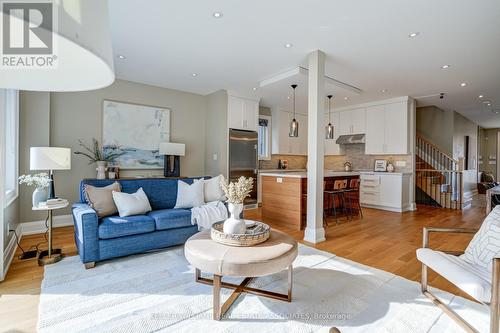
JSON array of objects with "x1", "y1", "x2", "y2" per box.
[{"x1": 38, "y1": 198, "x2": 69, "y2": 208}]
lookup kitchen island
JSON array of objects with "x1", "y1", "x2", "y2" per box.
[{"x1": 260, "y1": 171, "x2": 361, "y2": 230}]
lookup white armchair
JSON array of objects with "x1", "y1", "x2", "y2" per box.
[{"x1": 417, "y1": 227, "x2": 500, "y2": 333}]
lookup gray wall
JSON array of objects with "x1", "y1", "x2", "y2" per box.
[
  {"x1": 19, "y1": 92, "x2": 51, "y2": 223},
  {"x1": 20, "y1": 80, "x2": 208, "y2": 219},
  {"x1": 453, "y1": 112, "x2": 478, "y2": 171},
  {"x1": 416, "y1": 106, "x2": 454, "y2": 155},
  {"x1": 204, "y1": 90, "x2": 228, "y2": 177}
]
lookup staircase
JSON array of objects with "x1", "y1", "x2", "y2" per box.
[{"x1": 416, "y1": 134, "x2": 464, "y2": 210}]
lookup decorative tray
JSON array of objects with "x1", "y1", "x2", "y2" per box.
[{"x1": 211, "y1": 221, "x2": 270, "y2": 247}]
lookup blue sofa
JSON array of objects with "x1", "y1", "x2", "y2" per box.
[{"x1": 72, "y1": 178, "x2": 202, "y2": 268}]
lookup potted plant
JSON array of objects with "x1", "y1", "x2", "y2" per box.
[
  {"x1": 74, "y1": 138, "x2": 123, "y2": 179},
  {"x1": 19, "y1": 173, "x2": 51, "y2": 207},
  {"x1": 219, "y1": 176, "x2": 253, "y2": 234}
]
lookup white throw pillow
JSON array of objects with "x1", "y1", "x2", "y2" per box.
[
  {"x1": 196, "y1": 175, "x2": 226, "y2": 202},
  {"x1": 112, "y1": 188, "x2": 152, "y2": 217},
  {"x1": 461, "y1": 205, "x2": 500, "y2": 271},
  {"x1": 174, "y1": 180, "x2": 205, "y2": 209}
]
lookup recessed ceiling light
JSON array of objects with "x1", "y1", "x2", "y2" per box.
[
  {"x1": 381, "y1": 89, "x2": 387, "y2": 93},
  {"x1": 117, "y1": 55, "x2": 126, "y2": 59},
  {"x1": 487, "y1": 103, "x2": 492, "y2": 106},
  {"x1": 408, "y1": 32, "x2": 419, "y2": 38},
  {"x1": 252, "y1": 87, "x2": 257, "y2": 91},
  {"x1": 284, "y1": 43, "x2": 293, "y2": 48},
  {"x1": 460, "y1": 82, "x2": 467, "y2": 87},
  {"x1": 344, "y1": 97, "x2": 349, "y2": 101},
  {"x1": 479, "y1": 95, "x2": 484, "y2": 99},
  {"x1": 212, "y1": 11, "x2": 223, "y2": 18},
  {"x1": 441, "y1": 64, "x2": 450, "y2": 69},
  {"x1": 492, "y1": 109, "x2": 500, "y2": 114},
  {"x1": 191, "y1": 73, "x2": 198, "y2": 77},
  {"x1": 287, "y1": 96, "x2": 291, "y2": 100}
]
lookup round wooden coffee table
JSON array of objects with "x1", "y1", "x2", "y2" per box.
[{"x1": 184, "y1": 229, "x2": 298, "y2": 320}]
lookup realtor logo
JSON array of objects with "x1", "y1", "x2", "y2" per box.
[{"x1": 1, "y1": 1, "x2": 57, "y2": 68}]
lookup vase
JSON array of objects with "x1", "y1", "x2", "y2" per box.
[
  {"x1": 223, "y1": 203, "x2": 246, "y2": 234},
  {"x1": 387, "y1": 163, "x2": 395, "y2": 173},
  {"x1": 96, "y1": 161, "x2": 107, "y2": 179},
  {"x1": 32, "y1": 187, "x2": 47, "y2": 207}
]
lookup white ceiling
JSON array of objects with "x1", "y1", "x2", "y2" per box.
[{"x1": 108, "y1": 0, "x2": 500, "y2": 128}]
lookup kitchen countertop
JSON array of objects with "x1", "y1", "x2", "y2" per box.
[{"x1": 260, "y1": 170, "x2": 412, "y2": 178}]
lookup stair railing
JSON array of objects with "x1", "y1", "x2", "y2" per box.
[{"x1": 416, "y1": 133, "x2": 464, "y2": 210}]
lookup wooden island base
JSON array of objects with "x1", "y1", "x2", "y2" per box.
[{"x1": 261, "y1": 172, "x2": 361, "y2": 230}]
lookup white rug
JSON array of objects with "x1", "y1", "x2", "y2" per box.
[{"x1": 39, "y1": 244, "x2": 489, "y2": 333}]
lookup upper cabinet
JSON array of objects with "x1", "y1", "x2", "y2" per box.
[
  {"x1": 271, "y1": 110, "x2": 308, "y2": 156},
  {"x1": 228, "y1": 95, "x2": 259, "y2": 131},
  {"x1": 338, "y1": 108, "x2": 366, "y2": 135},
  {"x1": 365, "y1": 101, "x2": 409, "y2": 155}
]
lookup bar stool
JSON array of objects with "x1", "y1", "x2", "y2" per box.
[
  {"x1": 324, "y1": 179, "x2": 348, "y2": 224},
  {"x1": 344, "y1": 178, "x2": 363, "y2": 219}
]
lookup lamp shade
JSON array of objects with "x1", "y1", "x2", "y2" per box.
[
  {"x1": 0, "y1": 0, "x2": 114, "y2": 91},
  {"x1": 30, "y1": 147, "x2": 71, "y2": 170},
  {"x1": 159, "y1": 143, "x2": 185, "y2": 156}
]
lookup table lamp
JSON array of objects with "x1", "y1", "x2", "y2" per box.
[
  {"x1": 30, "y1": 147, "x2": 71, "y2": 199},
  {"x1": 159, "y1": 142, "x2": 185, "y2": 177}
]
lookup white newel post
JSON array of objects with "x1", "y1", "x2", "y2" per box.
[{"x1": 304, "y1": 50, "x2": 326, "y2": 244}]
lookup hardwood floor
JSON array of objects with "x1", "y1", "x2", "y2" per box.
[{"x1": 0, "y1": 205, "x2": 486, "y2": 332}]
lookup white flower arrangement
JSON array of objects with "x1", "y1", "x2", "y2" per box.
[
  {"x1": 18, "y1": 173, "x2": 51, "y2": 188},
  {"x1": 220, "y1": 176, "x2": 254, "y2": 204}
]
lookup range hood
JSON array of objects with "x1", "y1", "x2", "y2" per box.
[{"x1": 336, "y1": 134, "x2": 365, "y2": 145}]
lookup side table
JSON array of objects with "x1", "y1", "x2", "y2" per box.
[{"x1": 32, "y1": 200, "x2": 69, "y2": 266}]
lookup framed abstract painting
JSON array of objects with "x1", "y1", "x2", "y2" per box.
[{"x1": 102, "y1": 100, "x2": 170, "y2": 169}]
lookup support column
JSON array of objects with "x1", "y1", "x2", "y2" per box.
[{"x1": 304, "y1": 50, "x2": 326, "y2": 244}]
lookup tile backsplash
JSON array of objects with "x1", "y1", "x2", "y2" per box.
[{"x1": 260, "y1": 145, "x2": 413, "y2": 173}]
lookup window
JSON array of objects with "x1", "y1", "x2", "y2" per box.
[
  {"x1": 3, "y1": 89, "x2": 19, "y2": 206},
  {"x1": 258, "y1": 116, "x2": 271, "y2": 160}
]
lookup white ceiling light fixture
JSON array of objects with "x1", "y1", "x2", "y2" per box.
[
  {"x1": 117, "y1": 55, "x2": 126, "y2": 60},
  {"x1": 408, "y1": 32, "x2": 420, "y2": 38},
  {"x1": 381, "y1": 89, "x2": 387, "y2": 93},
  {"x1": 0, "y1": 0, "x2": 115, "y2": 91},
  {"x1": 492, "y1": 109, "x2": 500, "y2": 114},
  {"x1": 479, "y1": 95, "x2": 484, "y2": 99},
  {"x1": 344, "y1": 97, "x2": 349, "y2": 101},
  {"x1": 284, "y1": 43, "x2": 293, "y2": 48},
  {"x1": 460, "y1": 82, "x2": 467, "y2": 87},
  {"x1": 252, "y1": 87, "x2": 257, "y2": 91},
  {"x1": 212, "y1": 11, "x2": 223, "y2": 18},
  {"x1": 191, "y1": 73, "x2": 198, "y2": 77},
  {"x1": 441, "y1": 64, "x2": 450, "y2": 69}
]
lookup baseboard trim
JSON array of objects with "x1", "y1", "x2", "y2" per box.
[
  {"x1": 2, "y1": 224, "x2": 22, "y2": 281},
  {"x1": 21, "y1": 214, "x2": 73, "y2": 236}
]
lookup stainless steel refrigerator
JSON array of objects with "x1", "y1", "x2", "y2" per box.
[{"x1": 229, "y1": 129, "x2": 258, "y2": 207}]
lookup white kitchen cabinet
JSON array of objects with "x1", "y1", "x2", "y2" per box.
[
  {"x1": 338, "y1": 108, "x2": 366, "y2": 135},
  {"x1": 228, "y1": 95, "x2": 259, "y2": 131},
  {"x1": 271, "y1": 110, "x2": 307, "y2": 155},
  {"x1": 360, "y1": 172, "x2": 412, "y2": 212},
  {"x1": 324, "y1": 112, "x2": 341, "y2": 155},
  {"x1": 365, "y1": 101, "x2": 409, "y2": 155}
]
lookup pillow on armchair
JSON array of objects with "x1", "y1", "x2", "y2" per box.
[{"x1": 461, "y1": 205, "x2": 500, "y2": 271}]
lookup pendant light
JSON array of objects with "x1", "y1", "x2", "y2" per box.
[
  {"x1": 289, "y1": 84, "x2": 299, "y2": 137},
  {"x1": 325, "y1": 95, "x2": 334, "y2": 139}
]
